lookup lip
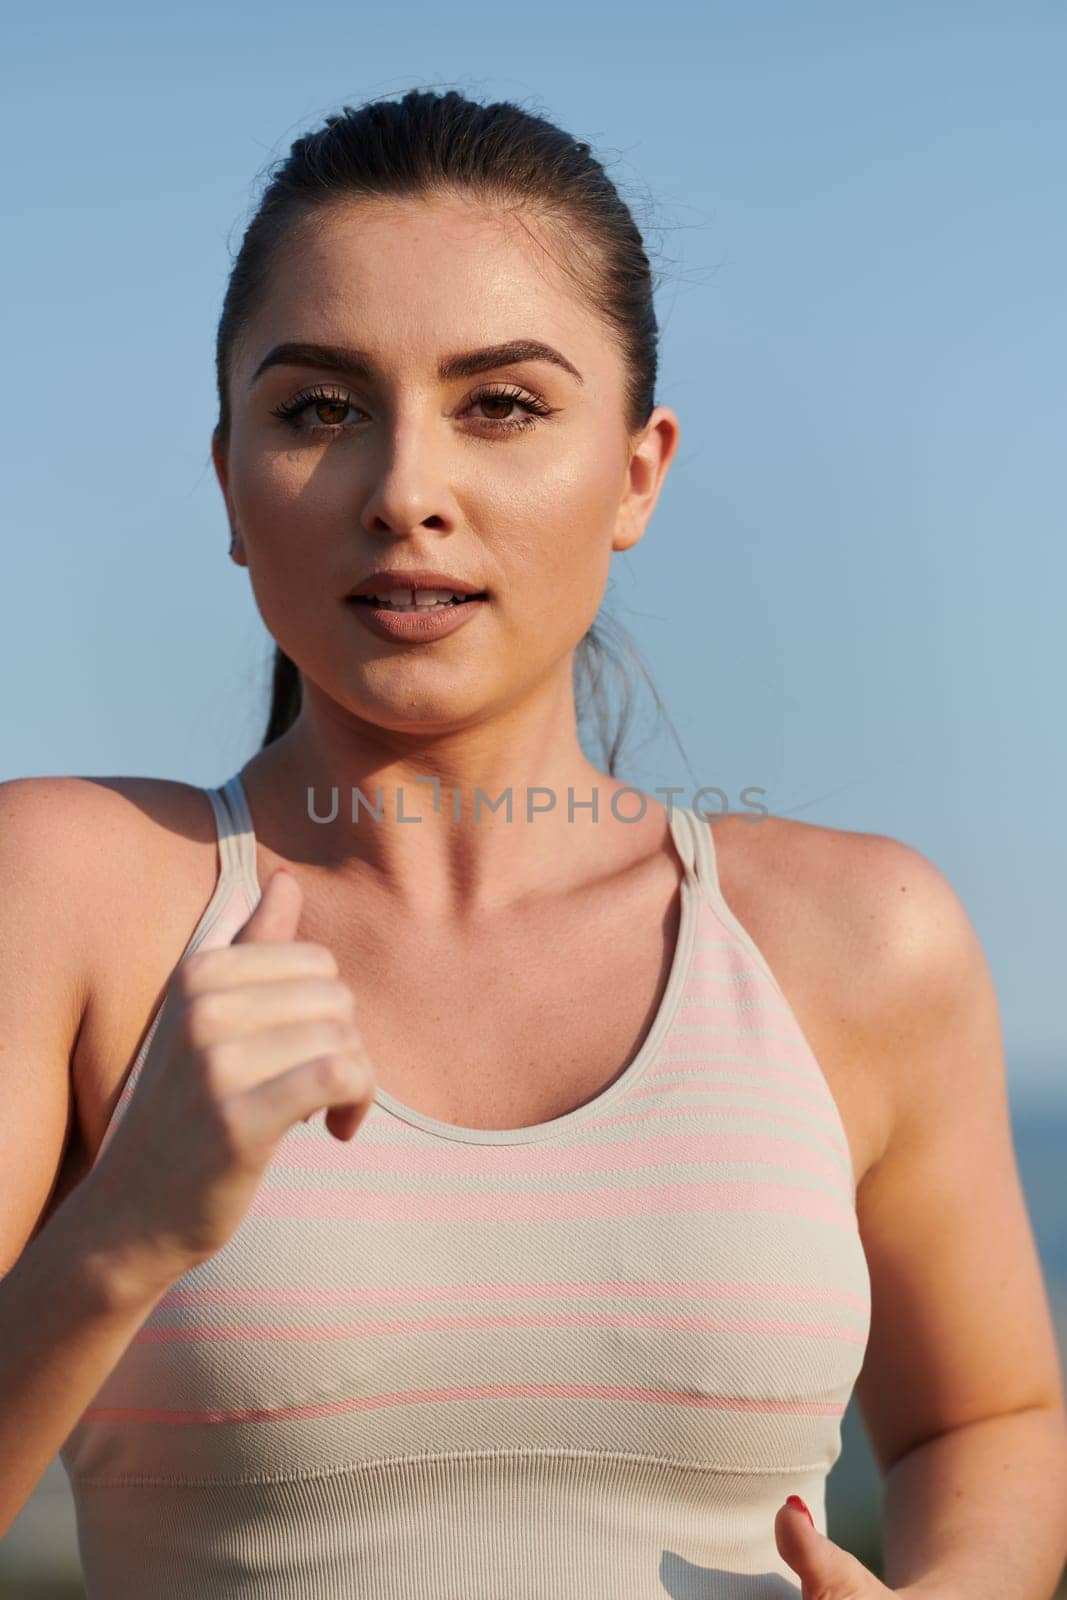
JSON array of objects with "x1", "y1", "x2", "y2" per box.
[
  {"x1": 345, "y1": 593, "x2": 487, "y2": 643},
  {"x1": 347, "y1": 568, "x2": 488, "y2": 599}
]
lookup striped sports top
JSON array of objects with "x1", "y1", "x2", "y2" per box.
[{"x1": 60, "y1": 773, "x2": 872, "y2": 1599}]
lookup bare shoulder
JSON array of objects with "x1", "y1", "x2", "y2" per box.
[
  {"x1": 0, "y1": 772, "x2": 216, "y2": 914},
  {"x1": 707, "y1": 806, "x2": 960, "y2": 990},
  {"x1": 708, "y1": 804, "x2": 939, "y2": 908},
  {"x1": 707, "y1": 808, "x2": 978, "y2": 1182},
  {"x1": 708, "y1": 825, "x2": 1067, "y2": 1463},
  {"x1": 0, "y1": 775, "x2": 220, "y2": 1248},
  {"x1": 0, "y1": 774, "x2": 161, "y2": 930},
  {"x1": 0, "y1": 772, "x2": 219, "y2": 1019},
  {"x1": 0, "y1": 771, "x2": 210, "y2": 846},
  {"x1": 0, "y1": 777, "x2": 111, "y2": 1038}
]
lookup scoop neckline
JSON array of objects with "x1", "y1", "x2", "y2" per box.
[{"x1": 228, "y1": 775, "x2": 701, "y2": 1147}]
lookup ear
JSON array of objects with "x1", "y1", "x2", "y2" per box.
[
  {"x1": 612, "y1": 405, "x2": 681, "y2": 557},
  {"x1": 211, "y1": 429, "x2": 245, "y2": 566}
]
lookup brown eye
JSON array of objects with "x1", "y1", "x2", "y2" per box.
[
  {"x1": 270, "y1": 387, "x2": 364, "y2": 434},
  {"x1": 310, "y1": 398, "x2": 353, "y2": 427},
  {"x1": 464, "y1": 384, "x2": 553, "y2": 435},
  {"x1": 476, "y1": 393, "x2": 517, "y2": 422}
]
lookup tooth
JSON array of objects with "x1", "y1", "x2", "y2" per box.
[
  {"x1": 374, "y1": 588, "x2": 462, "y2": 606},
  {"x1": 360, "y1": 587, "x2": 471, "y2": 607}
]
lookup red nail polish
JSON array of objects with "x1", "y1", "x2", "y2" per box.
[{"x1": 787, "y1": 1494, "x2": 815, "y2": 1529}]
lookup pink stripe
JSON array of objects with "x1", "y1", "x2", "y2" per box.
[
  {"x1": 586, "y1": 1097, "x2": 850, "y2": 1156},
  {"x1": 636, "y1": 1073, "x2": 835, "y2": 1112},
  {"x1": 664, "y1": 1031, "x2": 822, "y2": 1059},
  {"x1": 244, "y1": 1179, "x2": 856, "y2": 1228},
  {"x1": 269, "y1": 1130, "x2": 850, "y2": 1193},
  {"x1": 681, "y1": 985, "x2": 796, "y2": 1011},
  {"x1": 652, "y1": 1056, "x2": 821, "y2": 1085},
  {"x1": 682, "y1": 971, "x2": 786, "y2": 994},
  {"x1": 667, "y1": 1015, "x2": 809, "y2": 1039},
  {"x1": 678, "y1": 994, "x2": 796, "y2": 1024},
  {"x1": 655, "y1": 1038, "x2": 815, "y2": 1066},
  {"x1": 163, "y1": 1278, "x2": 870, "y2": 1311},
  {"x1": 80, "y1": 1380, "x2": 847, "y2": 1427},
  {"x1": 133, "y1": 1308, "x2": 867, "y2": 1346},
  {"x1": 655, "y1": 1027, "x2": 813, "y2": 1057}
]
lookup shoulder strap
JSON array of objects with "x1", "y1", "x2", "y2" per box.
[
  {"x1": 218, "y1": 773, "x2": 262, "y2": 908},
  {"x1": 203, "y1": 784, "x2": 244, "y2": 883},
  {"x1": 682, "y1": 806, "x2": 785, "y2": 993},
  {"x1": 664, "y1": 801, "x2": 698, "y2": 880},
  {"x1": 676, "y1": 805, "x2": 727, "y2": 907}
]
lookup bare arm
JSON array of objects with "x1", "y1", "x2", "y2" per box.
[
  {"x1": 771, "y1": 828, "x2": 1067, "y2": 1599},
  {"x1": 0, "y1": 779, "x2": 375, "y2": 1536},
  {"x1": 0, "y1": 778, "x2": 180, "y2": 1535},
  {"x1": 852, "y1": 836, "x2": 1067, "y2": 1595},
  {"x1": 887, "y1": 1404, "x2": 1067, "y2": 1600},
  {"x1": 0, "y1": 1171, "x2": 181, "y2": 1536}
]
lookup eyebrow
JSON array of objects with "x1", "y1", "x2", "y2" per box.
[{"x1": 248, "y1": 338, "x2": 585, "y2": 391}]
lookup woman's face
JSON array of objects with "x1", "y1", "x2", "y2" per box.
[{"x1": 213, "y1": 193, "x2": 678, "y2": 736}]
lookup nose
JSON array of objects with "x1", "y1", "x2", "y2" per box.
[{"x1": 358, "y1": 421, "x2": 460, "y2": 541}]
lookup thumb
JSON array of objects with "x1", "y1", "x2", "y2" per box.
[
  {"x1": 774, "y1": 1496, "x2": 875, "y2": 1598},
  {"x1": 232, "y1": 866, "x2": 303, "y2": 945}
]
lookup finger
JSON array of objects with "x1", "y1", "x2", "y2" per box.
[
  {"x1": 232, "y1": 866, "x2": 303, "y2": 945},
  {"x1": 241, "y1": 1051, "x2": 375, "y2": 1145},
  {"x1": 182, "y1": 976, "x2": 357, "y2": 1038},
  {"x1": 203, "y1": 1017, "x2": 367, "y2": 1087},
  {"x1": 180, "y1": 941, "x2": 339, "y2": 993}
]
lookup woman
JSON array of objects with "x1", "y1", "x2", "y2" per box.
[{"x1": 1, "y1": 88, "x2": 1065, "y2": 1600}]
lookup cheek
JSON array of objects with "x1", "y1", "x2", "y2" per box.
[
  {"x1": 230, "y1": 450, "x2": 348, "y2": 608},
  {"x1": 234, "y1": 449, "x2": 332, "y2": 532},
  {"x1": 229, "y1": 405, "x2": 350, "y2": 525},
  {"x1": 489, "y1": 517, "x2": 614, "y2": 669},
  {"x1": 495, "y1": 451, "x2": 620, "y2": 610}
]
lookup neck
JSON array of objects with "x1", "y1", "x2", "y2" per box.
[{"x1": 235, "y1": 690, "x2": 662, "y2": 922}]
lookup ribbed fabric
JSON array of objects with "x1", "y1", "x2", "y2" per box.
[{"x1": 60, "y1": 775, "x2": 871, "y2": 1599}]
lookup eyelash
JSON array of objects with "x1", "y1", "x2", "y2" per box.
[{"x1": 269, "y1": 383, "x2": 554, "y2": 439}]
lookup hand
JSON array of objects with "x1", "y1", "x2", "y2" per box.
[
  {"x1": 775, "y1": 1496, "x2": 899, "y2": 1599},
  {"x1": 85, "y1": 867, "x2": 377, "y2": 1290}
]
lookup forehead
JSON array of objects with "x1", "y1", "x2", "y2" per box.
[{"x1": 238, "y1": 194, "x2": 608, "y2": 381}]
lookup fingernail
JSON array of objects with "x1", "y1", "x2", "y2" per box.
[{"x1": 786, "y1": 1494, "x2": 815, "y2": 1529}]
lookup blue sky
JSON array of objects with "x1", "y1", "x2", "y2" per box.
[{"x1": 2, "y1": 3, "x2": 1064, "y2": 1104}]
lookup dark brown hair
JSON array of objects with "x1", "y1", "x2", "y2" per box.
[{"x1": 213, "y1": 87, "x2": 681, "y2": 776}]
